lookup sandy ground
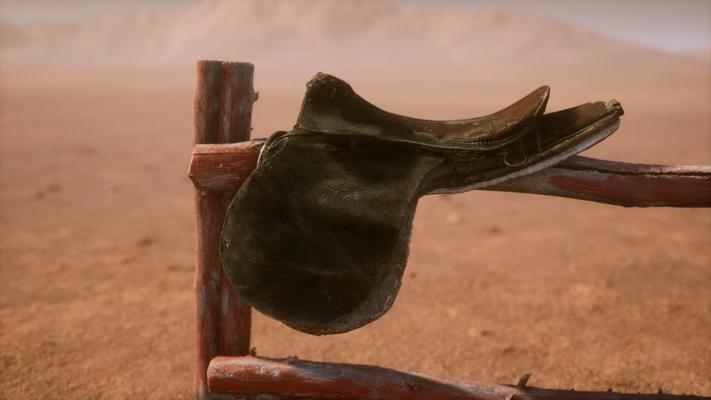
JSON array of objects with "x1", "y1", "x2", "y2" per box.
[
  {"x1": 0, "y1": 4, "x2": 710, "y2": 398},
  {"x1": 0, "y1": 62, "x2": 709, "y2": 399}
]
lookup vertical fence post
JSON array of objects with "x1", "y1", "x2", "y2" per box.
[{"x1": 193, "y1": 61, "x2": 256, "y2": 400}]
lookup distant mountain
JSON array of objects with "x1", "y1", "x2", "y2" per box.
[
  {"x1": 1, "y1": 0, "x2": 708, "y2": 102},
  {"x1": 684, "y1": 47, "x2": 711, "y2": 64},
  {"x1": 0, "y1": 1, "x2": 696, "y2": 70}
]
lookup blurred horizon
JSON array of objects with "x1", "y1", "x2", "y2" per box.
[
  {"x1": 1, "y1": 0, "x2": 709, "y2": 151},
  {"x1": 1, "y1": 0, "x2": 709, "y2": 80},
  {"x1": 0, "y1": 0, "x2": 709, "y2": 56}
]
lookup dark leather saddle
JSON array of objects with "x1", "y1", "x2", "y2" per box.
[{"x1": 221, "y1": 73, "x2": 624, "y2": 335}]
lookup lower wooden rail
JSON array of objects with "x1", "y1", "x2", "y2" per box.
[{"x1": 207, "y1": 356, "x2": 709, "y2": 400}]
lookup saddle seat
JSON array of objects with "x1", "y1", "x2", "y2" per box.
[{"x1": 297, "y1": 73, "x2": 551, "y2": 150}]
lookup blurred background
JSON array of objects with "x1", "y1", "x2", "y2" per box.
[{"x1": 1, "y1": 1, "x2": 709, "y2": 398}]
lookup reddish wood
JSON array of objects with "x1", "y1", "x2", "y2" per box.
[
  {"x1": 189, "y1": 141, "x2": 264, "y2": 193},
  {"x1": 490, "y1": 156, "x2": 711, "y2": 207},
  {"x1": 189, "y1": 141, "x2": 711, "y2": 208},
  {"x1": 193, "y1": 60, "x2": 257, "y2": 400},
  {"x1": 208, "y1": 356, "x2": 709, "y2": 400}
]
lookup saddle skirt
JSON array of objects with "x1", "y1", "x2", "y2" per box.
[{"x1": 221, "y1": 73, "x2": 624, "y2": 335}]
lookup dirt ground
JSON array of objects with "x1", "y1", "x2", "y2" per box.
[
  {"x1": 0, "y1": 62, "x2": 709, "y2": 399},
  {"x1": 0, "y1": 8, "x2": 710, "y2": 396}
]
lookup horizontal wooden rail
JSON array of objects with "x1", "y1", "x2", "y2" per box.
[
  {"x1": 189, "y1": 141, "x2": 711, "y2": 207},
  {"x1": 190, "y1": 140, "x2": 265, "y2": 193},
  {"x1": 208, "y1": 356, "x2": 709, "y2": 400}
]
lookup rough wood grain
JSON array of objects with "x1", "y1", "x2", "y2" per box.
[
  {"x1": 189, "y1": 141, "x2": 711, "y2": 208},
  {"x1": 489, "y1": 156, "x2": 711, "y2": 207},
  {"x1": 189, "y1": 141, "x2": 264, "y2": 193},
  {"x1": 193, "y1": 60, "x2": 257, "y2": 400},
  {"x1": 207, "y1": 356, "x2": 710, "y2": 400}
]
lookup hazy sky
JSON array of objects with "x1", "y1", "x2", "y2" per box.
[
  {"x1": 436, "y1": 0, "x2": 711, "y2": 52},
  {"x1": 1, "y1": 0, "x2": 709, "y2": 52}
]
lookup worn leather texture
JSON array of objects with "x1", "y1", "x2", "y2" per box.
[{"x1": 221, "y1": 73, "x2": 624, "y2": 335}]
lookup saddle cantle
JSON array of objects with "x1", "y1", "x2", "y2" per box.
[{"x1": 221, "y1": 73, "x2": 624, "y2": 335}]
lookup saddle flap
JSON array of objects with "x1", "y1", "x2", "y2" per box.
[
  {"x1": 296, "y1": 73, "x2": 549, "y2": 150},
  {"x1": 221, "y1": 134, "x2": 442, "y2": 335}
]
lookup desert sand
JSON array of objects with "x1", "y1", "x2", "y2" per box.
[{"x1": 0, "y1": 2, "x2": 710, "y2": 399}]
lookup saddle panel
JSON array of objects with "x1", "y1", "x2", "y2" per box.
[{"x1": 296, "y1": 73, "x2": 549, "y2": 150}]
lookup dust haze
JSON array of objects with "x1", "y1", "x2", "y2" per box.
[{"x1": 1, "y1": 1, "x2": 709, "y2": 398}]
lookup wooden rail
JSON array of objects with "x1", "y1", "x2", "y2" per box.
[
  {"x1": 208, "y1": 356, "x2": 710, "y2": 400},
  {"x1": 189, "y1": 141, "x2": 711, "y2": 207}
]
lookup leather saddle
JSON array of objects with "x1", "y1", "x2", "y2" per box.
[{"x1": 221, "y1": 73, "x2": 624, "y2": 335}]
